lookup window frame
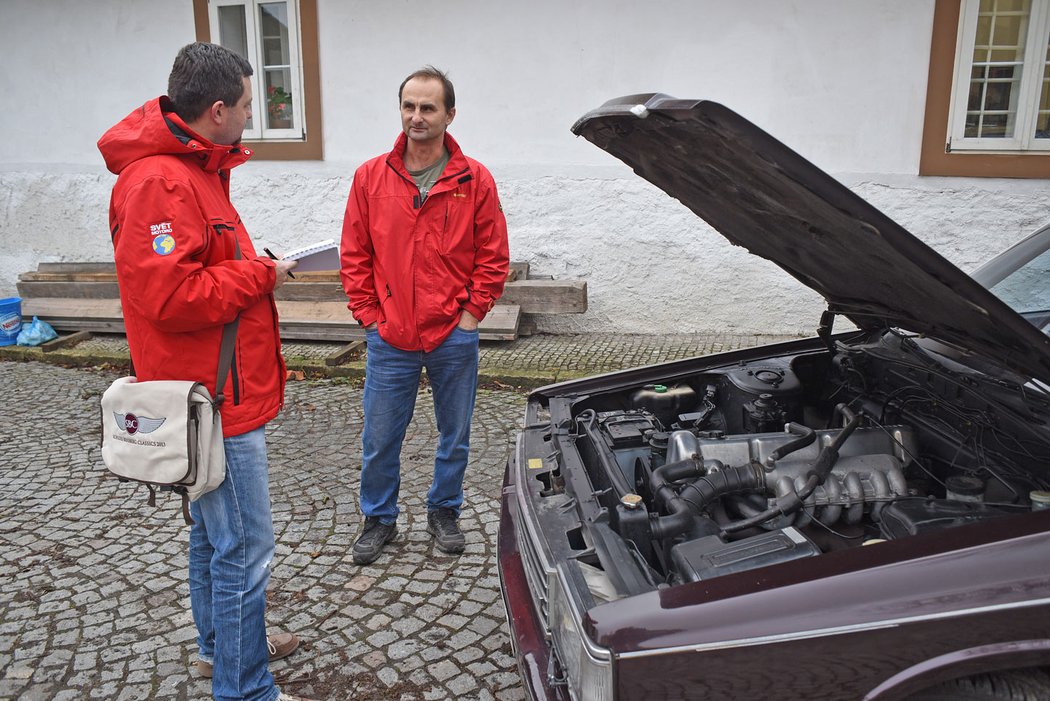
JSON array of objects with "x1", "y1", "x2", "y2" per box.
[
  {"x1": 192, "y1": 0, "x2": 322, "y2": 160},
  {"x1": 920, "y1": 0, "x2": 1050, "y2": 177},
  {"x1": 948, "y1": 0, "x2": 1050, "y2": 152}
]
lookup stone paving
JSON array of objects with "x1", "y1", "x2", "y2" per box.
[
  {"x1": 0, "y1": 361, "x2": 525, "y2": 701},
  {"x1": 0, "y1": 332, "x2": 796, "y2": 700}
]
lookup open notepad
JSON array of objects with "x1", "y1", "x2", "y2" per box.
[{"x1": 281, "y1": 239, "x2": 340, "y2": 273}]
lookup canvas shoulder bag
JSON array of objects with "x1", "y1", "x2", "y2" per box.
[{"x1": 100, "y1": 317, "x2": 239, "y2": 523}]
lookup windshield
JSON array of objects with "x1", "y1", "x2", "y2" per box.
[{"x1": 972, "y1": 225, "x2": 1050, "y2": 333}]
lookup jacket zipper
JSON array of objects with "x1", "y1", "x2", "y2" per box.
[{"x1": 387, "y1": 162, "x2": 471, "y2": 210}]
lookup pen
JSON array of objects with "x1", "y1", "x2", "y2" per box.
[{"x1": 263, "y1": 247, "x2": 295, "y2": 279}]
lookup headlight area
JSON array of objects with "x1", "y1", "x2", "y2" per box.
[
  {"x1": 549, "y1": 564, "x2": 614, "y2": 701},
  {"x1": 498, "y1": 445, "x2": 572, "y2": 701}
]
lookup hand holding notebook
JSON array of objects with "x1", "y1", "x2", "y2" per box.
[{"x1": 265, "y1": 239, "x2": 340, "y2": 273}]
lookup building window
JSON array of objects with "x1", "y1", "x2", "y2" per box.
[
  {"x1": 921, "y1": 0, "x2": 1049, "y2": 177},
  {"x1": 193, "y1": 0, "x2": 322, "y2": 160},
  {"x1": 949, "y1": 0, "x2": 1050, "y2": 151}
]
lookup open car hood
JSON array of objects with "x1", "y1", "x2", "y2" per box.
[{"x1": 572, "y1": 94, "x2": 1050, "y2": 384}]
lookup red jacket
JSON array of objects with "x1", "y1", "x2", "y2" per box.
[
  {"x1": 97, "y1": 97, "x2": 285, "y2": 438},
  {"x1": 340, "y1": 132, "x2": 510, "y2": 352}
]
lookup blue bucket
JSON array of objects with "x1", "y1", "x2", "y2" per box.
[{"x1": 0, "y1": 297, "x2": 22, "y2": 346}]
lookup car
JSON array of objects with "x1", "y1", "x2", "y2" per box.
[{"x1": 496, "y1": 94, "x2": 1050, "y2": 701}]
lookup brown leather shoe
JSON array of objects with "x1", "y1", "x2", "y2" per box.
[{"x1": 195, "y1": 631, "x2": 301, "y2": 678}]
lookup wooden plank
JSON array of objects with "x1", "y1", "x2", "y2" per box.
[
  {"x1": 287, "y1": 271, "x2": 340, "y2": 282},
  {"x1": 507, "y1": 261, "x2": 529, "y2": 282},
  {"x1": 501, "y1": 279, "x2": 586, "y2": 314},
  {"x1": 23, "y1": 297, "x2": 123, "y2": 319},
  {"x1": 41, "y1": 330, "x2": 92, "y2": 352},
  {"x1": 25, "y1": 260, "x2": 531, "y2": 283},
  {"x1": 273, "y1": 281, "x2": 344, "y2": 301},
  {"x1": 477, "y1": 304, "x2": 520, "y2": 341},
  {"x1": 18, "y1": 280, "x2": 121, "y2": 299},
  {"x1": 19, "y1": 276, "x2": 586, "y2": 315},
  {"x1": 20, "y1": 271, "x2": 118, "y2": 282},
  {"x1": 36, "y1": 262, "x2": 116, "y2": 274},
  {"x1": 23, "y1": 298, "x2": 519, "y2": 342},
  {"x1": 325, "y1": 340, "x2": 365, "y2": 366}
]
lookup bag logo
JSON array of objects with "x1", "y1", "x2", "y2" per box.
[{"x1": 112, "y1": 412, "x2": 165, "y2": 435}]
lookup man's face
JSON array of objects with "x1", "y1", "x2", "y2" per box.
[
  {"x1": 215, "y1": 76, "x2": 253, "y2": 146},
  {"x1": 400, "y1": 77, "x2": 455, "y2": 145}
]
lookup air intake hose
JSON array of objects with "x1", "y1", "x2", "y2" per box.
[{"x1": 649, "y1": 458, "x2": 764, "y2": 540}]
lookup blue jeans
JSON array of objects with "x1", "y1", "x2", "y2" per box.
[
  {"x1": 361, "y1": 326, "x2": 480, "y2": 523},
  {"x1": 188, "y1": 426, "x2": 279, "y2": 701}
]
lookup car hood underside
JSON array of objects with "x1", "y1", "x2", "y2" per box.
[{"x1": 571, "y1": 94, "x2": 1050, "y2": 385}]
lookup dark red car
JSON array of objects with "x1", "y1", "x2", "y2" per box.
[{"x1": 497, "y1": 95, "x2": 1050, "y2": 701}]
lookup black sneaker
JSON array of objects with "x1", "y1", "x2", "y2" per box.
[
  {"x1": 427, "y1": 508, "x2": 466, "y2": 554},
  {"x1": 352, "y1": 517, "x2": 397, "y2": 565}
]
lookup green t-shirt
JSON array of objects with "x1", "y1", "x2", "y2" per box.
[{"x1": 407, "y1": 147, "x2": 450, "y2": 204}]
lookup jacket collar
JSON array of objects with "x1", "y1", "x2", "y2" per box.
[
  {"x1": 163, "y1": 105, "x2": 252, "y2": 173},
  {"x1": 386, "y1": 131, "x2": 468, "y2": 180},
  {"x1": 97, "y1": 97, "x2": 251, "y2": 176}
]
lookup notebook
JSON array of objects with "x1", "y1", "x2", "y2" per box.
[{"x1": 280, "y1": 239, "x2": 340, "y2": 273}]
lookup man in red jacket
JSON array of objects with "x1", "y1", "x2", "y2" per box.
[
  {"x1": 98, "y1": 43, "x2": 310, "y2": 701},
  {"x1": 340, "y1": 66, "x2": 510, "y2": 565}
]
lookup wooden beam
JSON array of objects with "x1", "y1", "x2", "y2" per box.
[
  {"x1": 23, "y1": 298, "x2": 519, "y2": 342},
  {"x1": 18, "y1": 280, "x2": 121, "y2": 299},
  {"x1": 35, "y1": 262, "x2": 116, "y2": 274},
  {"x1": 41, "y1": 330, "x2": 92, "y2": 352},
  {"x1": 502, "y1": 279, "x2": 586, "y2": 313},
  {"x1": 508, "y1": 261, "x2": 529, "y2": 282},
  {"x1": 325, "y1": 340, "x2": 365, "y2": 366},
  {"x1": 20, "y1": 276, "x2": 586, "y2": 314}
]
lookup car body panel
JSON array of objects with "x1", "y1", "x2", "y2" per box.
[
  {"x1": 498, "y1": 95, "x2": 1050, "y2": 701},
  {"x1": 586, "y1": 510, "x2": 1050, "y2": 653}
]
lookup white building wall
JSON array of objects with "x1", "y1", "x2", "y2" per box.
[{"x1": 1, "y1": 0, "x2": 1047, "y2": 335}]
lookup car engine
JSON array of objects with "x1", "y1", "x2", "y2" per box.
[{"x1": 565, "y1": 332, "x2": 1050, "y2": 587}]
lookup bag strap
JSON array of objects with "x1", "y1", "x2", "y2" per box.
[
  {"x1": 212, "y1": 232, "x2": 244, "y2": 408},
  {"x1": 212, "y1": 317, "x2": 240, "y2": 408}
]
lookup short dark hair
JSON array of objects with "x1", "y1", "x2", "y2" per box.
[
  {"x1": 398, "y1": 65, "x2": 455, "y2": 111},
  {"x1": 167, "y1": 42, "x2": 254, "y2": 122}
]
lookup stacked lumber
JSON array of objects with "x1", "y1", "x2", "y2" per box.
[{"x1": 17, "y1": 261, "x2": 586, "y2": 343}]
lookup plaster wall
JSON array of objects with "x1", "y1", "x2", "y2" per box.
[{"x1": 1, "y1": 0, "x2": 1048, "y2": 336}]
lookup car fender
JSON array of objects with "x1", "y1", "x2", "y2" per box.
[{"x1": 863, "y1": 638, "x2": 1050, "y2": 701}]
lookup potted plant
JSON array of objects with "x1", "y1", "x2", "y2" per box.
[{"x1": 267, "y1": 85, "x2": 293, "y2": 128}]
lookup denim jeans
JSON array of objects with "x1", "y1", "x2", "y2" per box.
[
  {"x1": 361, "y1": 326, "x2": 480, "y2": 523},
  {"x1": 189, "y1": 426, "x2": 280, "y2": 701}
]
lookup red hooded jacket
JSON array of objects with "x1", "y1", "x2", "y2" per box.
[
  {"x1": 97, "y1": 97, "x2": 285, "y2": 438},
  {"x1": 340, "y1": 132, "x2": 510, "y2": 352}
]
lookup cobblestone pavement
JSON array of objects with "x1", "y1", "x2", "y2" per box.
[
  {"x1": 0, "y1": 361, "x2": 525, "y2": 701},
  {"x1": 0, "y1": 332, "x2": 797, "y2": 700},
  {"x1": 475, "y1": 332, "x2": 795, "y2": 376}
]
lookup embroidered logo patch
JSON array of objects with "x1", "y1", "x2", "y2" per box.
[
  {"x1": 112, "y1": 412, "x2": 166, "y2": 435},
  {"x1": 152, "y1": 234, "x2": 176, "y2": 256}
]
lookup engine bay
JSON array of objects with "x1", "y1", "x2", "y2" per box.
[{"x1": 557, "y1": 331, "x2": 1050, "y2": 587}]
